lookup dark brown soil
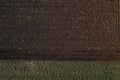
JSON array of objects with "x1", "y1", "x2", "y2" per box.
[{"x1": 0, "y1": 0, "x2": 119, "y2": 60}]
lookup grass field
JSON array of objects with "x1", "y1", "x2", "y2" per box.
[{"x1": 0, "y1": 60, "x2": 120, "y2": 80}]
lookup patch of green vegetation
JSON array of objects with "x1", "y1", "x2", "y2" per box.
[{"x1": 0, "y1": 60, "x2": 120, "y2": 80}]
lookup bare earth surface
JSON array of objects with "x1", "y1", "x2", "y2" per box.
[{"x1": 0, "y1": 0, "x2": 119, "y2": 60}]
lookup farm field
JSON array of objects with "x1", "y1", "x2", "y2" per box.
[{"x1": 0, "y1": 60, "x2": 120, "y2": 80}]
